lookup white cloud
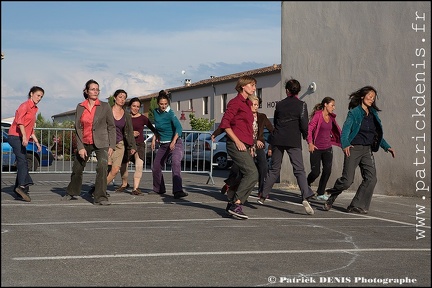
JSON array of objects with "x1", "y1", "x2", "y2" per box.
[{"x1": 1, "y1": 14, "x2": 280, "y2": 120}]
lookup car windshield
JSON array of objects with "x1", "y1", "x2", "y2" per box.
[
  {"x1": 199, "y1": 134, "x2": 212, "y2": 141},
  {"x1": 264, "y1": 129, "x2": 270, "y2": 142}
]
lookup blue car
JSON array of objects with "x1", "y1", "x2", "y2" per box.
[{"x1": 1, "y1": 130, "x2": 55, "y2": 171}]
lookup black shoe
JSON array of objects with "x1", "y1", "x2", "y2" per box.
[
  {"x1": 88, "y1": 186, "x2": 95, "y2": 196},
  {"x1": 220, "y1": 184, "x2": 229, "y2": 195},
  {"x1": 228, "y1": 204, "x2": 248, "y2": 219},
  {"x1": 15, "y1": 186, "x2": 31, "y2": 202},
  {"x1": 257, "y1": 197, "x2": 266, "y2": 205},
  {"x1": 225, "y1": 202, "x2": 232, "y2": 212},
  {"x1": 347, "y1": 206, "x2": 368, "y2": 214},
  {"x1": 13, "y1": 191, "x2": 23, "y2": 199},
  {"x1": 174, "y1": 191, "x2": 188, "y2": 199},
  {"x1": 94, "y1": 200, "x2": 111, "y2": 206},
  {"x1": 323, "y1": 194, "x2": 337, "y2": 211},
  {"x1": 115, "y1": 184, "x2": 130, "y2": 193},
  {"x1": 62, "y1": 194, "x2": 78, "y2": 201}
]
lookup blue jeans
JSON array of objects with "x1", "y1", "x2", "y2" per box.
[
  {"x1": 152, "y1": 139, "x2": 184, "y2": 194},
  {"x1": 8, "y1": 135, "x2": 33, "y2": 190}
]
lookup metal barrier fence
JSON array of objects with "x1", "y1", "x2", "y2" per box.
[{"x1": 1, "y1": 127, "x2": 217, "y2": 185}]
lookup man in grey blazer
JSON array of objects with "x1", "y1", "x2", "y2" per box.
[{"x1": 64, "y1": 79, "x2": 116, "y2": 205}]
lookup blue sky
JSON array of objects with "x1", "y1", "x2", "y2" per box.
[{"x1": 1, "y1": 1, "x2": 281, "y2": 120}]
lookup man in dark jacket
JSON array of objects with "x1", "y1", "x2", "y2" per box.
[{"x1": 257, "y1": 79, "x2": 315, "y2": 215}]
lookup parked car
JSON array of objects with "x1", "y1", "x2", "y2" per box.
[
  {"x1": 1, "y1": 121, "x2": 12, "y2": 130},
  {"x1": 192, "y1": 132, "x2": 232, "y2": 170},
  {"x1": 143, "y1": 131, "x2": 199, "y2": 167},
  {"x1": 1, "y1": 131, "x2": 55, "y2": 171},
  {"x1": 192, "y1": 129, "x2": 272, "y2": 170},
  {"x1": 143, "y1": 132, "x2": 174, "y2": 166},
  {"x1": 143, "y1": 131, "x2": 155, "y2": 161},
  {"x1": 182, "y1": 131, "x2": 201, "y2": 164}
]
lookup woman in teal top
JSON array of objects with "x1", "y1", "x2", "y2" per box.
[
  {"x1": 324, "y1": 86, "x2": 395, "y2": 214},
  {"x1": 151, "y1": 90, "x2": 188, "y2": 199}
]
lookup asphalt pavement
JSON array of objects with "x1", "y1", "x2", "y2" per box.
[{"x1": 1, "y1": 170, "x2": 431, "y2": 287}]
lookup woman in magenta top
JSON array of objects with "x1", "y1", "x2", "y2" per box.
[
  {"x1": 8, "y1": 86, "x2": 45, "y2": 202},
  {"x1": 306, "y1": 97, "x2": 341, "y2": 201}
]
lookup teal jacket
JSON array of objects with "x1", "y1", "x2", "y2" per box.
[
  {"x1": 341, "y1": 105, "x2": 391, "y2": 152},
  {"x1": 153, "y1": 106, "x2": 183, "y2": 142}
]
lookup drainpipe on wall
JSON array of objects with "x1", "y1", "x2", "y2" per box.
[{"x1": 211, "y1": 84, "x2": 216, "y2": 131}]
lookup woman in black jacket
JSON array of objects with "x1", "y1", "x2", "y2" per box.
[{"x1": 257, "y1": 78, "x2": 315, "y2": 215}]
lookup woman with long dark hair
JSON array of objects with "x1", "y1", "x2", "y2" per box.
[
  {"x1": 324, "y1": 86, "x2": 395, "y2": 214},
  {"x1": 306, "y1": 97, "x2": 341, "y2": 201}
]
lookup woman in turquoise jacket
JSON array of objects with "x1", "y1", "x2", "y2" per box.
[{"x1": 324, "y1": 86, "x2": 395, "y2": 214}]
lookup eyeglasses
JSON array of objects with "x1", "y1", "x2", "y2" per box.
[{"x1": 89, "y1": 88, "x2": 100, "y2": 92}]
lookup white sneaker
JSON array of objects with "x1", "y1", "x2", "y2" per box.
[
  {"x1": 302, "y1": 200, "x2": 315, "y2": 215},
  {"x1": 316, "y1": 194, "x2": 329, "y2": 201}
]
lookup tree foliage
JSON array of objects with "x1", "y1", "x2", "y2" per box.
[
  {"x1": 148, "y1": 97, "x2": 158, "y2": 122},
  {"x1": 34, "y1": 113, "x2": 76, "y2": 159},
  {"x1": 189, "y1": 113, "x2": 215, "y2": 131},
  {"x1": 108, "y1": 95, "x2": 115, "y2": 107}
]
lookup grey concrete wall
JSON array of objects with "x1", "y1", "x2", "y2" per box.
[{"x1": 281, "y1": 1, "x2": 430, "y2": 197}]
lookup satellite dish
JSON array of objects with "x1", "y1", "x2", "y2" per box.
[{"x1": 181, "y1": 70, "x2": 186, "y2": 75}]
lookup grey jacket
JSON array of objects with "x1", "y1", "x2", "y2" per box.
[
  {"x1": 123, "y1": 111, "x2": 137, "y2": 153},
  {"x1": 74, "y1": 101, "x2": 116, "y2": 151}
]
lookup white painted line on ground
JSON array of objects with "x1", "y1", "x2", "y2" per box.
[{"x1": 12, "y1": 248, "x2": 431, "y2": 261}]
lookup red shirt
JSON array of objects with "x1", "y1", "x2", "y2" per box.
[
  {"x1": 8, "y1": 98, "x2": 38, "y2": 141},
  {"x1": 79, "y1": 99, "x2": 101, "y2": 145},
  {"x1": 219, "y1": 93, "x2": 254, "y2": 146}
]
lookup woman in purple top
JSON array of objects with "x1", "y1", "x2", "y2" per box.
[
  {"x1": 219, "y1": 76, "x2": 258, "y2": 219},
  {"x1": 306, "y1": 97, "x2": 341, "y2": 201},
  {"x1": 106, "y1": 89, "x2": 136, "y2": 193},
  {"x1": 117, "y1": 97, "x2": 158, "y2": 195}
]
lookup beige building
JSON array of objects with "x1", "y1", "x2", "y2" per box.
[
  {"x1": 169, "y1": 64, "x2": 283, "y2": 130},
  {"x1": 52, "y1": 64, "x2": 284, "y2": 128}
]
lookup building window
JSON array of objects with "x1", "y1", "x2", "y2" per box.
[
  {"x1": 189, "y1": 99, "x2": 193, "y2": 110},
  {"x1": 177, "y1": 101, "x2": 180, "y2": 111},
  {"x1": 257, "y1": 88, "x2": 263, "y2": 108},
  {"x1": 221, "y1": 93, "x2": 227, "y2": 113},
  {"x1": 203, "y1": 97, "x2": 209, "y2": 115}
]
